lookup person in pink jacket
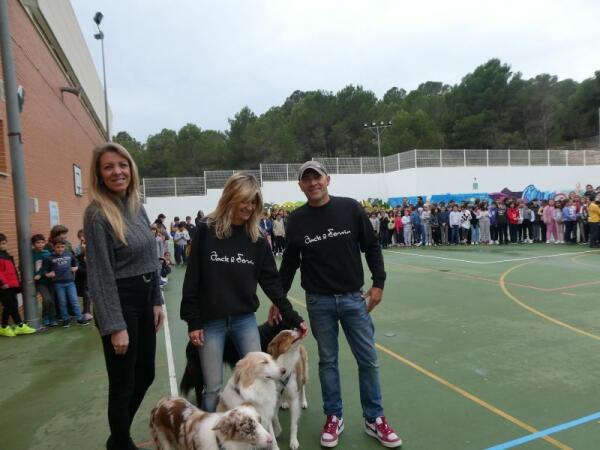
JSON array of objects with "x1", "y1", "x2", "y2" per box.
[{"x1": 543, "y1": 199, "x2": 558, "y2": 243}]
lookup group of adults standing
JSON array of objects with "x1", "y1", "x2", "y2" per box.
[{"x1": 84, "y1": 144, "x2": 400, "y2": 449}]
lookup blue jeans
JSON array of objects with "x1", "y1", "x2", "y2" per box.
[
  {"x1": 54, "y1": 281, "x2": 82, "y2": 322},
  {"x1": 197, "y1": 313, "x2": 261, "y2": 412},
  {"x1": 306, "y1": 291, "x2": 383, "y2": 420},
  {"x1": 450, "y1": 225, "x2": 460, "y2": 244},
  {"x1": 471, "y1": 225, "x2": 480, "y2": 243}
]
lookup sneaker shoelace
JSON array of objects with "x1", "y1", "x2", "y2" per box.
[
  {"x1": 376, "y1": 418, "x2": 392, "y2": 435},
  {"x1": 324, "y1": 418, "x2": 339, "y2": 435}
]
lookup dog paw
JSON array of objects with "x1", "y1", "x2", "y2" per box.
[
  {"x1": 301, "y1": 400, "x2": 308, "y2": 409},
  {"x1": 289, "y1": 438, "x2": 300, "y2": 450},
  {"x1": 280, "y1": 400, "x2": 290, "y2": 410}
]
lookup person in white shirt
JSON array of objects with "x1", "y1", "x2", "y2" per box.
[
  {"x1": 173, "y1": 223, "x2": 191, "y2": 265},
  {"x1": 449, "y1": 205, "x2": 462, "y2": 245}
]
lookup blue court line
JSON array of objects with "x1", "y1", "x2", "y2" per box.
[{"x1": 486, "y1": 411, "x2": 600, "y2": 450}]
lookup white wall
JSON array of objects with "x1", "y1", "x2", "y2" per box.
[{"x1": 144, "y1": 165, "x2": 598, "y2": 220}]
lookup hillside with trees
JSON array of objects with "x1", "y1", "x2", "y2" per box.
[{"x1": 114, "y1": 59, "x2": 600, "y2": 178}]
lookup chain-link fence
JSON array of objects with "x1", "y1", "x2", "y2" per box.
[{"x1": 142, "y1": 149, "x2": 600, "y2": 197}]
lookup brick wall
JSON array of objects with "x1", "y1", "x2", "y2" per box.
[{"x1": 0, "y1": 0, "x2": 105, "y2": 264}]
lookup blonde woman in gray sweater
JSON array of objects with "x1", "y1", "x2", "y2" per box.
[{"x1": 84, "y1": 143, "x2": 164, "y2": 450}]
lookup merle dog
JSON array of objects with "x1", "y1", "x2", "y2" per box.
[{"x1": 180, "y1": 319, "x2": 295, "y2": 406}]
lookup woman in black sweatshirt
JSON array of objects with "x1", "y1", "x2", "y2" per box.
[{"x1": 180, "y1": 172, "x2": 306, "y2": 412}]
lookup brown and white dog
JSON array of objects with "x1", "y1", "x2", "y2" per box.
[
  {"x1": 150, "y1": 396, "x2": 273, "y2": 450},
  {"x1": 217, "y1": 352, "x2": 285, "y2": 450},
  {"x1": 267, "y1": 329, "x2": 308, "y2": 450}
]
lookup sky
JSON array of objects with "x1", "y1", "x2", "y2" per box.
[{"x1": 70, "y1": 0, "x2": 600, "y2": 142}]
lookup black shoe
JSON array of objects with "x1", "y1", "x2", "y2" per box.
[{"x1": 77, "y1": 318, "x2": 90, "y2": 326}]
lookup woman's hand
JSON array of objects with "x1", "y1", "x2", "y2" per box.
[
  {"x1": 153, "y1": 305, "x2": 164, "y2": 332},
  {"x1": 298, "y1": 321, "x2": 309, "y2": 338},
  {"x1": 189, "y1": 329, "x2": 204, "y2": 347},
  {"x1": 268, "y1": 305, "x2": 282, "y2": 326},
  {"x1": 111, "y1": 329, "x2": 129, "y2": 355}
]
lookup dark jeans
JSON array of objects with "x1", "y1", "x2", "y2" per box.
[
  {"x1": 589, "y1": 222, "x2": 599, "y2": 247},
  {"x1": 174, "y1": 244, "x2": 187, "y2": 264},
  {"x1": 0, "y1": 288, "x2": 22, "y2": 326},
  {"x1": 498, "y1": 224, "x2": 508, "y2": 244},
  {"x1": 490, "y1": 224, "x2": 498, "y2": 242},
  {"x1": 450, "y1": 225, "x2": 460, "y2": 244},
  {"x1": 102, "y1": 274, "x2": 156, "y2": 450},
  {"x1": 564, "y1": 221, "x2": 577, "y2": 243},
  {"x1": 509, "y1": 223, "x2": 518, "y2": 243},
  {"x1": 522, "y1": 220, "x2": 532, "y2": 241},
  {"x1": 274, "y1": 236, "x2": 286, "y2": 254}
]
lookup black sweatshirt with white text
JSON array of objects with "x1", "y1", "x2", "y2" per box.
[
  {"x1": 279, "y1": 196, "x2": 386, "y2": 295},
  {"x1": 180, "y1": 221, "x2": 303, "y2": 332}
]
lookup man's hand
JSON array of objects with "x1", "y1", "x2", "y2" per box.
[
  {"x1": 363, "y1": 287, "x2": 383, "y2": 312},
  {"x1": 34, "y1": 275, "x2": 41, "y2": 281},
  {"x1": 268, "y1": 305, "x2": 282, "y2": 326},
  {"x1": 45, "y1": 271, "x2": 55, "y2": 278},
  {"x1": 153, "y1": 305, "x2": 164, "y2": 332},
  {"x1": 70, "y1": 267, "x2": 78, "y2": 272},
  {"x1": 189, "y1": 329, "x2": 204, "y2": 347}
]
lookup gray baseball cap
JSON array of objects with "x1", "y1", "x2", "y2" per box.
[{"x1": 297, "y1": 161, "x2": 328, "y2": 180}]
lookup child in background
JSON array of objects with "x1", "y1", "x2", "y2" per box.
[
  {"x1": 554, "y1": 202, "x2": 565, "y2": 244},
  {"x1": 45, "y1": 224, "x2": 73, "y2": 253},
  {"x1": 31, "y1": 234, "x2": 57, "y2": 326},
  {"x1": 401, "y1": 209, "x2": 412, "y2": 246},
  {"x1": 43, "y1": 238, "x2": 89, "y2": 328},
  {"x1": 449, "y1": 205, "x2": 462, "y2": 245},
  {"x1": 0, "y1": 234, "x2": 36, "y2": 336},
  {"x1": 74, "y1": 230, "x2": 93, "y2": 321},
  {"x1": 173, "y1": 222, "x2": 191, "y2": 265}
]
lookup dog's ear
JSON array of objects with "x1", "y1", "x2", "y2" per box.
[
  {"x1": 266, "y1": 337, "x2": 278, "y2": 358},
  {"x1": 213, "y1": 411, "x2": 238, "y2": 439}
]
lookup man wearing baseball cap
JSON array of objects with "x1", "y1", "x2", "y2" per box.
[{"x1": 270, "y1": 160, "x2": 402, "y2": 448}]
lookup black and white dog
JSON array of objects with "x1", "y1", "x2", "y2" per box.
[{"x1": 180, "y1": 319, "x2": 295, "y2": 406}]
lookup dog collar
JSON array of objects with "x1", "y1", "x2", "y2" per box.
[
  {"x1": 279, "y1": 373, "x2": 292, "y2": 395},
  {"x1": 216, "y1": 435, "x2": 225, "y2": 450}
]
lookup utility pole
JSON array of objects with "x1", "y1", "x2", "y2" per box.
[
  {"x1": 363, "y1": 121, "x2": 392, "y2": 159},
  {"x1": 0, "y1": 0, "x2": 38, "y2": 327},
  {"x1": 94, "y1": 12, "x2": 109, "y2": 140}
]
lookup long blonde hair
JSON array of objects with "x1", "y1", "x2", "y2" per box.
[
  {"x1": 207, "y1": 172, "x2": 263, "y2": 242},
  {"x1": 88, "y1": 142, "x2": 141, "y2": 244}
]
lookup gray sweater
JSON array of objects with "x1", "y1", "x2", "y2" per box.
[{"x1": 84, "y1": 200, "x2": 161, "y2": 336}]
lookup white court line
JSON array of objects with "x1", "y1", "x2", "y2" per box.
[
  {"x1": 383, "y1": 249, "x2": 596, "y2": 265},
  {"x1": 161, "y1": 293, "x2": 178, "y2": 396}
]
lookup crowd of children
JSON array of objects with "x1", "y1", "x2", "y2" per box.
[
  {"x1": 367, "y1": 185, "x2": 600, "y2": 248},
  {"x1": 0, "y1": 224, "x2": 93, "y2": 337}
]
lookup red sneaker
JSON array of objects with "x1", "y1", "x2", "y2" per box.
[
  {"x1": 320, "y1": 415, "x2": 344, "y2": 447},
  {"x1": 364, "y1": 416, "x2": 402, "y2": 448}
]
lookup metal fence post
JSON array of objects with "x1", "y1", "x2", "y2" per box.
[
  {"x1": 286, "y1": 164, "x2": 289, "y2": 181},
  {"x1": 528, "y1": 149, "x2": 531, "y2": 166},
  {"x1": 547, "y1": 149, "x2": 550, "y2": 166},
  {"x1": 174, "y1": 178, "x2": 177, "y2": 196},
  {"x1": 508, "y1": 149, "x2": 512, "y2": 166},
  {"x1": 336, "y1": 157, "x2": 339, "y2": 174},
  {"x1": 397, "y1": 152, "x2": 401, "y2": 170},
  {"x1": 486, "y1": 149, "x2": 489, "y2": 167},
  {"x1": 463, "y1": 149, "x2": 466, "y2": 167},
  {"x1": 142, "y1": 177, "x2": 146, "y2": 201},
  {"x1": 382, "y1": 156, "x2": 386, "y2": 173},
  {"x1": 439, "y1": 149, "x2": 442, "y2": 167},
  {"x1": 204, "y1": 171, "x2": 207, "y2": 194},
  {"x1": 584, "y1": 150, "x2": 587, "y2": 166},
  {"x1": 360, "y1": 157, "x2": 363, "y2": 174},
  {"x1": 414, "y1": 149, "x2": 417, "y2": 168}
]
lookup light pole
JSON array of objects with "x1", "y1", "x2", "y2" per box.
[
  {"x1": 363, "y1": 121, "x2": 392, "y2": 159},
  {"x1": 94, "y1": 11, "x2": 109, "y2": 141}
]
